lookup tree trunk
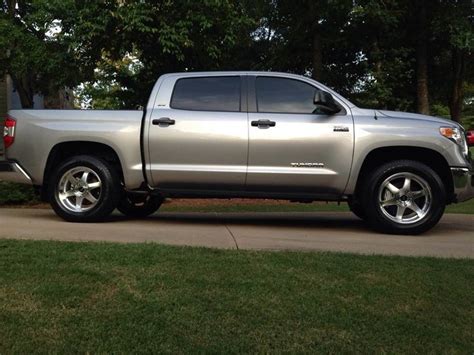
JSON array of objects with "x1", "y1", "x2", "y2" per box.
[
  {"x1": 312, "y1": 30, "x2": 323, "y2": 80},
  {"x1": 11, "y1": 74, "x2": 34, "y2": 109},
  {"x1": 416, "y1": 0, "x2": 430, "y2": 115},
  {"x1": 449, "y1": 48, "x2": 465, "y2": 122},
  {"x1": 6, "y1": 1, "x2": 34, "y2": 109},
  {"x1": 6, "y1": 0, "x2": 16, "y2": 18}
]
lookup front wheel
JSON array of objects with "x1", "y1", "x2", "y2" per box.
[
  {"x1": 49, "y1": 155, "x2": 121, "y2": 222},
  {"x1": 362, "y1": 160, "x2": 446, "y2": 235},
  {"x1": 117, "y1": 194, "x2": 163, "y2": 218}
]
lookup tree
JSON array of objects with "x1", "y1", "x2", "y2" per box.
[
  {"x1": 442, "y1": 1, "x2": 473, "y2": 122},
  {"x1": 430, "y1": 0, "x2": 473, "y2": 122},
  {"x1": 0, "y1": 0, "x2": 83, "y2": 108},
  {"x1": 75, "y1": 55, "x2": 145, "y2": 109},
  {"x1": 2, "y1": 0, "x2": 471, "y2": 123},
  {"x1": 79, "y1": 0, "x2": 265, "y2": 108},
  {"x1": 345, "y1": 0, "x2": 473, "y2": 122},
  {"x1": 415, "y1": 0, "x2": 430, "y2": 114},
  {"x1": 256, "y1": 0, "x2": 361, "y2": 95},
  {"x1": 345, "y1": 0, "x2": 415, "y2": 110}
]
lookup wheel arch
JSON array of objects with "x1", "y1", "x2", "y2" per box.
[
  {"x1": 41, "y1": 141, "x2": 124, "y2": 201},
  {"x1": 352, "y1": 146, "x2": 454, "y2": 203}
]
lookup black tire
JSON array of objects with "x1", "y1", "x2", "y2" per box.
[
  {"x1": 49, "y1": 155, "x2": 121, "y2": 222},
  {"x1": 117, "y1": 194, "x2": 163, "y2": 218},
  {"x1": 348, "y1": 198, "x2": 366, "y2": 220},
  {"x1": 361, "y1": 160, "x2": 446, "y2": 235}
]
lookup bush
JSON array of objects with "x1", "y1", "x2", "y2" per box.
[
  {"x1": 0, "y1": 181, "x2": 39, "y2": 205},
  {"x1": 430, "y1": 103, "x2": 451, "y2": 118},
  {"x1": 430, "y1": 103, "x2": 474, "y2": 130}
]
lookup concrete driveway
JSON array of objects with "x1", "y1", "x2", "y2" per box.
[{"x1": 0, "y1": 208, "x2": 473, "y2": 258}]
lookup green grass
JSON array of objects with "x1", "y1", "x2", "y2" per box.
[
  {"x1": 0, "y1": 181, "x2": 39, "y2": 205},
  {"x1": 160, "y1": 198, "x2": 474, "y2": 214},
  {"x1": 161, "y1": 201, "x2": 351, "y2": 213},
  {"x1": 0, "y1": 240, "x2": 472, "y2": 353},
  {"x1": 445, "y1": 198, "x2": 474, "y2": 214}
]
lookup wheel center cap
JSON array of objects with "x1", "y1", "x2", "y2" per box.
[
  {"x1": 72, "y1": 182, "x2": 88, "y2": 195},
  {"x1": 399, "y1": 195, "x2": 412, "y2": 207}
]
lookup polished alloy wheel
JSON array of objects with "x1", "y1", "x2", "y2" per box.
[
  {"x1": 57, "y1": 166, "x2": 102, "y2": 212},
  {"x1": 377, "y1": 172, "x2": 432, "y2": 224}
]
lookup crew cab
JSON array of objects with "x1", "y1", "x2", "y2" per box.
[{"x1": 1, "y1": 72, "x2": 473, "y2": 234}]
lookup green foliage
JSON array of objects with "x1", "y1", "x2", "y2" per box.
[
  {"x1": 75, "y1": 56, "x2": 144, "y2": 109},
  {"x1": 0, "y1": 0, "x2": 83, "y2": 102},
  {"x1": 431, "y1": 0, "x2": 474, "y2": 52},
  {"x1": 461, "y1": 111, "x2": 474, "y2": 130},
  {"x1": 1, "y1": 0, "x2": 473, "y2": 118},
  {"x1": 66, "y1": 0, "x2": 263, "y2": 108},
  {"x1": 461, "y1": 82, "x2": 474, "y2": 129},
  {"x1": 0, "y1": 181, "x2": 38, "y2": 205},
  {"x1": 431, "y1": 103, "x2": 451, "y2": 118}
]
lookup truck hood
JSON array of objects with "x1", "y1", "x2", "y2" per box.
[{"x1": 376, "y1": 109, "x2": 460, "y2": 127}]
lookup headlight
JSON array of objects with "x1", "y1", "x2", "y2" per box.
[{"x1": 440, "y1": 126, "x2": 468, "y2": 155}]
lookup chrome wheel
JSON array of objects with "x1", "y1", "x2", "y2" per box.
[
  {"x1": 57, "y1": 166, "x2": 102, "y2": 213},
  {"x1": 378, "y1": 172, "x2": 432, "y2": 225}
]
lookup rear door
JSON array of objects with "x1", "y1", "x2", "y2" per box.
[
  {"x1": 147, "y1": 75, "x2": 248, "y2": 190},
  {"x1": 246, "y1": 75, "x2": 354, "y2": 196}
]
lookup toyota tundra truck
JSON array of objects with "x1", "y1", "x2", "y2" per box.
[{"x1": 1, "y1": 72, "x2": 473, "y2": 234}]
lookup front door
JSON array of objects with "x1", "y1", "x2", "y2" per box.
[
  {"x1": 147, "y1": 75, "x2": 248, "y2": 190},
  {"x1": 246, "y1": 75, "x2": 354, "y2": 196}
]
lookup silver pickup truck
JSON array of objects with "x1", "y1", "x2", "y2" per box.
[{"x1": 1, "y1": 71, "x2": 473, "y2": 234}]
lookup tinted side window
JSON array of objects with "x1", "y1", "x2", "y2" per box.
[
  {"x1": 171, "y1": 76, "x2": 241, "y2": 112},
  {"x1": 256, "y1": 77, "x2": 321, "y2": 114}
]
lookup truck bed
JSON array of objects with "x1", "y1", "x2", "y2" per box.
[{"x1": 5, "y1": 109, "x2": 145, "y2": 188}]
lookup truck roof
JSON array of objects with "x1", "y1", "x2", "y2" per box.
[{"x1": 162, "y1": 71, "x2": 313, "y2": 79}]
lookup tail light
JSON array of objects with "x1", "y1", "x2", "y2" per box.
[{"x1": 3, "y1": 117, "x2": 16, "y2": 149}]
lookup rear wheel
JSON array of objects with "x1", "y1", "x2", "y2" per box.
[
  {"x1": 49, "y1": 155, "x2": 121, "y2": 222},
  {"x1": 362, "y1": 160, "x2": 446, "y2": 234},
  {"x1": 117, "y1": 194, "x2": 163, "y2": 217}
]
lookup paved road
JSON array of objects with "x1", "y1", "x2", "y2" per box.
[{"x1": 0, "y1": 208, "x2": 473, "y2": 258}]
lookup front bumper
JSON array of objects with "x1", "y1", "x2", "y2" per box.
[
  {"x1": 451, "y1": 167, "x2": 474, "y2": 202},
  {"x1": 0, "y1": 161, "x2": 32, "y2": 184}
]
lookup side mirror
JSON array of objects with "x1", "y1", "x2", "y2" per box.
[{"x1": 314, "y1": 91, "x2": 341, "y2": 115}]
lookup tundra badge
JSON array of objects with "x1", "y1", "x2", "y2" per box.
[{"x1": 291, "y1": 162, "x2": 325, "y2": 168}]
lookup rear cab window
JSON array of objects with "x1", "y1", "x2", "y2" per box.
[{"x1": 171, "y1": 76, "x2": 241, "y2": 112}]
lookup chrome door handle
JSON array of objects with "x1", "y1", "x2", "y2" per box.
[
  {"x1": 251, "y1": 119, "x2": 276, "y2": 128},
  {"x1": 152, "y1": 117, "x2": 175, "y2": 126}
]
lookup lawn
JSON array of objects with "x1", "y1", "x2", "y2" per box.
[{"x1": 0, "y1": 240, "x2": 472, "y2": 353}]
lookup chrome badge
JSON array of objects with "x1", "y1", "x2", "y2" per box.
[{"x1": 291, "y1": 162, "x2": 325, "y2": 168}]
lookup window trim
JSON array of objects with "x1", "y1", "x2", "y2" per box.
[
  {"x1": 253, "y1": 75, "x2": 346, "y2": 116},
  {"x1": 170, "y1": 75, "x2": 243, "y2": 113}
]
